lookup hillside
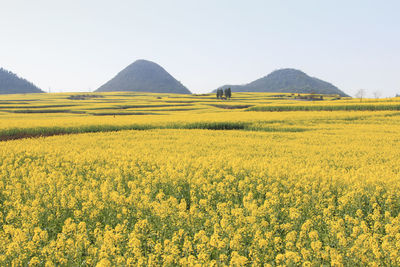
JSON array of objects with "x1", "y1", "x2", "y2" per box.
[
  {"x1": 96, "y1": 60, "x2": 191, "y2": 94},
  {"x1": 215, "y1": 68, "x2": 349, "y2": 96},
  {"x1": 0, "y1": 68, "x2": 43, "y2": 94}
]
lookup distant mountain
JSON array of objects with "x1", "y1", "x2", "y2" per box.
[
  {"x1": 215, "y1": 68, "x2": 349, "y2": 97},
  {"x1": 0, "y1": 68, "x2": 43, "y2": 94},
  {"x1": 96, "y1": 60, "x2": 191, "y2": 94}
]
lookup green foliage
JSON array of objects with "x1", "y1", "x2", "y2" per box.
[
  {"x1": 247, "y1": 104, "x2": 400, "y2": 112},
  {"x1": 224, "y1": 88, "x2": 232, "y2": 99}
]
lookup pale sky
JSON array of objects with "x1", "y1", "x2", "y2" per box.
[{"x1": 1, "y1": 0, "x2": 399, "y2": 96}]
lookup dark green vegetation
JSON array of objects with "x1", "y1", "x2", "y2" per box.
[
  {"x1": 0, "y1": 68, "x2": 43, "y2": 94},
  {"x1": 216, "y1": 88, "x2": 232, "y2": 99},
  {"x1": 247, "y1": 104, "x2": 400, "y2": 112},
  {"x1": 0, "y1": 122, "x2": 308, "y2": 141},
  {"x1": 215, "y1": 68, "x2": 349, "y2": 96},
  {"x1": 211, "y1": 104, "x2": 252, "y2": 109},
  {"x1": 96, "y1": 60, "x2": 191, "y2": 94},
  {"x1": 67, "y1": 94, "x2": 104, "y2": 100}
]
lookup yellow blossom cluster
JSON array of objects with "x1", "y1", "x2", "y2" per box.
[{"x1": 1, "y1": 108, "x2": 400, "y2": 266}]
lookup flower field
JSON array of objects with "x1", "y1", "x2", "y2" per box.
[{"x1": 1, "y1": 93, "x2": 400, "y2": 266}]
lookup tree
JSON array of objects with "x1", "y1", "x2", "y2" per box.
[
  {"x1": 216, "y1": 89, "x2": 223, "y2": 99},
  {"x1": 355, "y1": 89, "x2": 366, "y2": 102},
  {"x1": 224, "y1": 88, "x2": 231, "y2": 99}
]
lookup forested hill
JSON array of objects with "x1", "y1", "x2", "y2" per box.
[
  {"x1": 0, "y1": 68, "x2": 43, "y2": 94},
  {"x1": 215, "y1": 69, "x2": 349, "y2": 97},
  {"x1": 96, "y1": 60, "x2": 191, "y2": 94}
]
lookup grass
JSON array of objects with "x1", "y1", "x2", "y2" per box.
[
  {"x1": 210, "y1": 104, "x2": 253, "y2": 109},
  {"x1": 0, "y1": 104, "x2": 76, "y2": 109},
  {"x1": 6, "y1": 109, "x2": 81, "y2": 114},
  {"x1": 91, "y1": 112, "x2": 161, "y2": 116},
  {"x1": 247, "y1": 104, "x2": 400, "y2": 112},
  {"x1": 0, "y1": 120, "x2": 310, "y2": 141},
  {"x1": 115, "y1": 104, "x2": 193, "y2": 109}
]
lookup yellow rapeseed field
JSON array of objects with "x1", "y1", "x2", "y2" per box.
[{"x1": 1, "y1": 92, "x2": 400, "y2": 266}]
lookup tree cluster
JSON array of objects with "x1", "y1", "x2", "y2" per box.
[{"x1": 216, "y1": 88, "x2": 231, "y2": 99}]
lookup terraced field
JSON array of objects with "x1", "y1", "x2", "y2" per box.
[{"x1": 1, "y1": 92, "x2": 400, "y2": 266}]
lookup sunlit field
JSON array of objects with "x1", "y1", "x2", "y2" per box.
[
  {"x1": 1, "y1": 92, "x2": 400, "y2": 266},
  {"x1": 1, "y1": 92, "x2": 399, "y2": 140}
]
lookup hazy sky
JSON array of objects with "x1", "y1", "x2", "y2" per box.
[{"x1": 1, "y1": 0, "x2": 399, "y2": 96}]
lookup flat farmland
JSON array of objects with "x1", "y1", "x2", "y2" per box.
[{"x1": 1, "y1": 92, "x2": 400, "y2": 266}]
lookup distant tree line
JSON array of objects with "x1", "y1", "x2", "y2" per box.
[
  {"x1": 216, "y1": 88, "x2": 231, "y2": 99},
  {"x1": 67, "y1": 94, "x2": 104, "y2": 100}
]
